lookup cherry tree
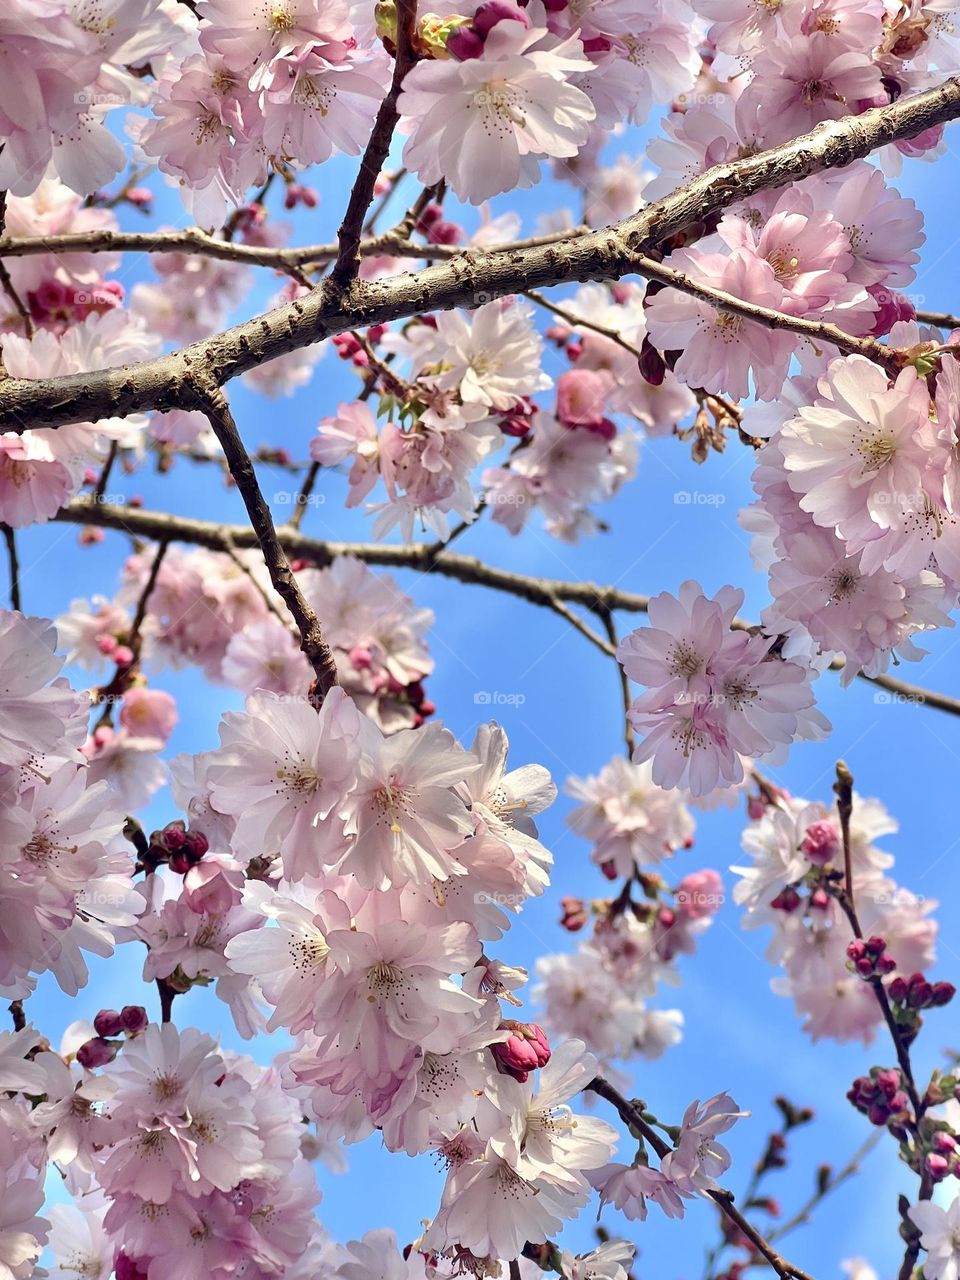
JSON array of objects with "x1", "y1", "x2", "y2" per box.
[{"x1": 1, "y1": 2, "x2": 960, "y2": 1279}]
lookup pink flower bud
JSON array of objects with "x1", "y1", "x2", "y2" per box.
[
  {"x1": 492, "y1": 1023, "x2": 551, "y2": 1081},
  {"x1": 120, "y1": 687, "x2": 178, "y2": 742},
  {"x1": 932, "y1": 1131, "x2": 957, "y2": 1154},
  {"x1": 473, "y1": 1, "x2": 530, "y2": 36},
  {"x1": 447, "y1": 27, "x2": 485, "y2": 58},
  {"x1": 676, "y1": 869, "x2": 723, "y2": 919},
  {"x1": 119, "y1": 1006, "x2": 148, "y2": 1033},
  {"x1": 559, "y1": 896, "x2": 588, "y2": 931},
  {"x1": 93, "y1": 1009, "x2": 124, "y2": 1037},
  {"x1": 77, "y1": 1036, "x2": 118, "y2": 1068},
  {"x1": 115, "y1": 1252, "x2": 150, "y2": 1280},
  {"x1": 801, "y1": 820, "x2": 840, "y2": 865},
  {"x1": 428, "y1": 220, "x2": 462, "y2": 245},
  {"x1": 183, "y1": 854, "x2": 244, "y2": 915},
  {"x1": 925, "y1": 1152, "x2": 951, "y2": 1181},
  {"x1": 556, "y1": 369, "x2": 608, "y2": 427}
]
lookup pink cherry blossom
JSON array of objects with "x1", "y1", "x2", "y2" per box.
[{"x1": 398, "y1": 23, "x2": 596, "y2": 203}]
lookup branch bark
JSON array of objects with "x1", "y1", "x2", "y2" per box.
[
  {"x1": 54, "y1": 499, "x2": 960, "y2": 718},
  {"x1": 187, "y1": 379, "x2": 340, "y2": 703},
  {"x1": 630, "y1": 254, "x2": 901, "y2": 374},
  {"x1": 3, "y1": 79, "x2": 960, "y2": 432},
  {"x1": 331, "y1": 0, "x2": 419, "y2": 285}
]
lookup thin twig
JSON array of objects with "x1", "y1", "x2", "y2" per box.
[
  {"x1": 766, "y1": 1132, "x2": 882, "y2": 1244},
  {"x1": 55, "y1": 499, "x2": 960, "y2": 719},
  {"x1": 2, "y1": 524, "x2": 19, "y2": 611},
  {"x1": 595, "y1": 606, "x2": 636, "y2": 756},
  {"x1": 189, "y1": 376, "x2": 340, "y2": 703},
  {"x1": 630, "y1": 255, "x2": 901, "y2": 376},
  {"x1": 331, "y1": 0, "x2": 419, "y2": 285},
  {"x1": 587, "y1": 1078, "x2": 815, "y2": 1280}
]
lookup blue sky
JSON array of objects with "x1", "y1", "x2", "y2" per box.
[{"x1": 12, "y1": 118, "x2": 960, "y2": 1278}]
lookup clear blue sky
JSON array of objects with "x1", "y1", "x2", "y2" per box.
[{"x1": 14, "y1": 120, "x2": 960, "y2": 1279}]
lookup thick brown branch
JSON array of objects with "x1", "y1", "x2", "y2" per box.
[
  {"x1": 331, "y1": 0, "x2": 419, "y2": 285},
  {"x1": 4, "y1": 80, "x2": 960, "y2": 431},
  {"x1": 54, "y1": 500, "x2": 960, "y2": 718}
]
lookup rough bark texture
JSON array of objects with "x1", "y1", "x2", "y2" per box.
[{"x1": 1, "y1": 79, "x2": 958, "y2": 433}]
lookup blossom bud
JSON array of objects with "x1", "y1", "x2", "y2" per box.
[
  {"x1": 925, "y1": 1152, "x2": 951, "y2": 1181},
  {"x1": 119, "y1": 1005, "x2": 149, "y2": 1033},
  {"x1": 808, "y1": 887, "x2": 830, "y2": 911},
  {"x1": 93, "y1": 1009, "x2": 124, "y2": 1037},
  {"x1": 447, "y1": 26, "x2": 485, "y2": 58},
  {"x1": 428, "y1": 220, "x2": 462, "y2": 245},
  {"x1": 492, "y1": 1022, "x2": 551, "y2": 1081},
  {"x1": 638, "y1": 336, "x2": 666, "y2": 386},
  {"x1": 931, "y1": 1131, "x2": 957, "y2": 1155},
  {"x1": 889, "y1": 975, "x2": 908, "y2": 1002},
  {"x1": 931, "y1": 981, "x2": 956, "y2": 1006},
  {"x1": 559, "y1": 896, "x2": 588, "y2": 931},
  {"x1": 866, "y1": 285, "x2": 916, "y2": 337},
  {"x1": 801, "y1": 820, "x2": 840, "y2": 865},
  {"x1": 676, "y1": 869, "x2": 723, "y2": 919},
  {"x1": 115, "y1": 1253, "x2": 149, "y2": 1280},
  {"x1": 499, "y1": 415, "x2": 531, "y2": 438},
  {"x1": 77, "y1": 1036, "x2": 118, "y2": 1068},
  {"x1": 770, "y1": 887, "x2": 801, "y2": 913},
  {"x1": 747, "y1": 796, "x2": 767, "y2": 820},
  {"x1": 474, "y1": 1, "x2": 530, "y2": 35}
]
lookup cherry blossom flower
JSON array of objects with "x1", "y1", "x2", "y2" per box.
[
  {"x1": 566, "y1": 755, "x2": 695, "y2": 875},
  {"x1": 398, "y1": 22, "x2": 596, "y2": 203},
  {"x1": 205, "y1": 687, "x2": 361, "y2": 877},
  {"x1": 908, "y1": 1196, "x2": 960, "y2": 1280},
  {"x1": 618, "y1": 582, "x2": 824, "y2": 795},
  {"x1": 592, "y1": 1162, "x2": 687, "y2": 1220},
  {"x1": 778, "y1": 356, "x2": 942, "y2": 560},
  {"x1": 661, "y1": 1092, "x2": 748, "y2": 1192},
  {"x1": 645, "y1": 247, "x2": 799, "y2": 400},
  {"x1": 337, "y1": 718, "x2": 478, "y2": 888}
]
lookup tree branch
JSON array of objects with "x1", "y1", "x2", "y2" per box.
[
  {"x1": 2, "y1": 523, "x2": 19, "y2": 611},
  {"x1": 0, "y1": 228, "x2": 456, "y2": 270},
  {"x1": 331, "y1": 0, "x2": 419, "y2": 285},
  {"x1": 587, "y1": 1078, "x2": 815, "y2": 1280},
  {"x1": 187, "y1": 378, "x2": 340, "y2": 703},
  {"x1": 4, "y1": 80, "x2": 960, "y2": 432},
  {"x1": 53, "y1": 499, "x2": 960, "y2": 718},
  {"x1": 630, "y1": 254, "x2": 900, "y2": 374}
]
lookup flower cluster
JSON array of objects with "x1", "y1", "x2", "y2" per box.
[
  {"x1": 617, "y1": 581, "x2": 828, "y2": 796},
  {"x1": 535, "y1": 756, "x2": 722, "y2": 1068},
  {"x1": 0, "y1": 609, "x2": 142, "y2": 1000},
  {"x1": 732, "y1": 787, "x2": 939, "y2": 1043}
]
